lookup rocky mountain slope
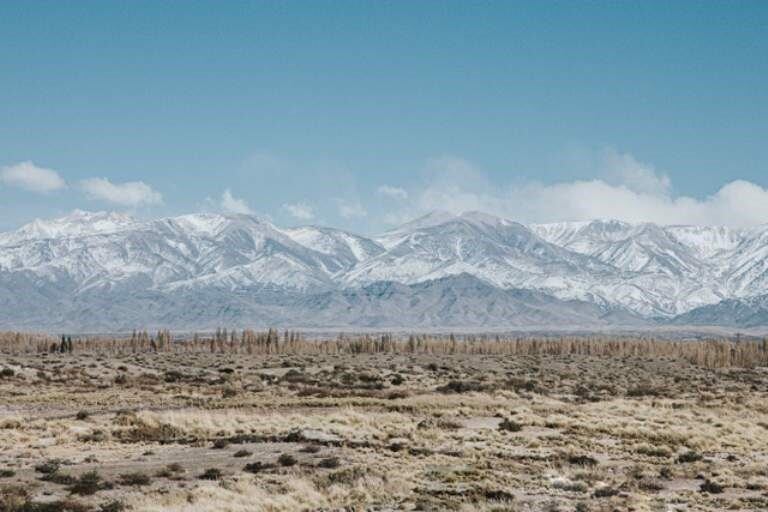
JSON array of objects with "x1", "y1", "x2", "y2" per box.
[{"x1": 1, "y1": 209, "x2": 767, "y2": 330}]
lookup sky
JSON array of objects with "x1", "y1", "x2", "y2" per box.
[{"x1": 1, "y1": 1, "x2": 767, "y2": 233}]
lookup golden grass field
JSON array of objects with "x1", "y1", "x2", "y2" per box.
[{"x1": 2, "y1": 331, "x2": 768, "y2": 511}]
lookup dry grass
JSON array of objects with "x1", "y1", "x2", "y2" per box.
[
  {"x1": 2, "y1": 332, "x2": 768, "y2": 510},
  {"x1": 3, "y1": 329, "x2": 768, "y2": 368}
]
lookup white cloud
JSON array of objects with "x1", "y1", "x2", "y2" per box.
[
  {"x1": 283, "y1": 202, "x2": 314, "y2": 220},
  {"x1": 0, "y1": 161, "x2": 66, "y2": 193},
  {"x1": 336, "y1": 199, "x2": 368, "y2": 219},
  {"x1": 220, "y1": 189, "x2": 254, "y2": 215},
  {"x1": 388, "y1": 151, "x2": 768, "y2": 227},
  {"x1": 377, "y1": 185, "x2": 408, "y2": 200},
  {"x1": 602, "y1": 148, "x2": 671, "y2": 195},
  {"x1": 80, "y1": 177, "x2": 162, "y2": 206}
]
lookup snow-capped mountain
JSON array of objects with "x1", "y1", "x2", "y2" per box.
[
  {"x1": 1, "y1": 210, "x2": 768, "y2": 330},
  {"x1": 0, "y1": 211, "x2": 342, "y2": 295},
  {"x1": 349, "y1": 212, "x2": 615, "y2": 290},
  {"x1": 0, "y1": 210, "x2": 138, "y2": 245},
  {"x1": 283, "y1": 226, "x2": 385, "y2": 271}
]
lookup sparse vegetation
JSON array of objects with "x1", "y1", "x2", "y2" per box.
[
  {"x1": 3, "y1": 330, "x2": 768, "y2": 369},
  {"x1": 1, "y1": 329, "x2": 767, "y2": 510}
]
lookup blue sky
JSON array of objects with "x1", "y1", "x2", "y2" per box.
[{"x1": 1, "y1": 1, "x2": 767, "y2": 232}]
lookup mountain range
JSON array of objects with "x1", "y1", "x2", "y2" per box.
[{"x1": 1, "y1": 209, "x2": 767, "y2": 331}]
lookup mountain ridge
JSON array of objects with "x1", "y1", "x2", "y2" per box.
[{"x1": 1, "y1": 210, "x2": 767, "y2": 330}]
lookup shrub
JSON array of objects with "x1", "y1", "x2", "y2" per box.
[
  {"x1": 233, "y1": 449, "x2": 251, "y2": 458},
  {"x1": 0, "y1": 368, "x2": 14, "y2": 378},
  {"x1": 163, "y1": 370, "x2": 184, "y2": 383},
  {"x1": 568, "y1": 455, "x2": 598, "y2": 466},
  {"x1": 277, "y1": 453, "x2": 297, "y2": 467},
  {"x1": 592, "y1": 487, "x2": 619, "y2": 498},
  {"x1": 0, "y1": 469, "x2": 15, "y2": 478},
  {"x1": 437, "y1": 380, "x2": 485, "y2": 394},
  {"x1": 627, "y1": 385, "x2": 661, "y2": 397},
  {"x1": 156, "y1": 463, "x2": 185, "y2": 478},
  {"x1": 676, "y1": 451, "x2": 703, "y2": 464},
  {"x1": 198, "y1": 468, "x2": 222, "y2": 480},
  {"x1": 318, "y1": 457, "x2": 340, "y2": 469},
  {"x1": 69, "y1": 470, "x2": 105, "y2": 496},
  {"x1": 78, "y1": 429, "x2": 107, "y2": 443},
  {"x1": 212, "y1": 439, "x2": 229, "y2": 449},
  {"x1": 41, "y1": 471, "x2": 76, "y2": 485},
  {"x1": 75, "y1": 411, "x2": 90, "y2": 421},
  {"x1": 35, "y1": 460, "x2": 61, "y2": 475},
  {"x1": 118, "y1": 472, "x2": 151, "y2": 486},
  {"x1": 637, "y1": 479, "x2": 664, "y2": 492},
  {"x1": 243, "y1": 462, "x2": 270, "y2": 474},
  {"x1": 166, "y1": 463, "x2": 183, "y2": 473},
  {"x1": 700, "y1": 480, "x2": 724, "y2": 494},
  {"x1": 498, "y1": 418, "x2": 523, "y2": 432}
]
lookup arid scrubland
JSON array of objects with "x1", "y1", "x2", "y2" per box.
[{"x1": 2, "y1": 331, "x2": 768, "y2": 511}]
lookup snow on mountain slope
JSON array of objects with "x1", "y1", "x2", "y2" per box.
[
  {"x1": 0, "y1": 213, "x2": 345, "y2": 296},
  {"x1": 0, "y1": 210, "x2": 137, "y2": 245},
  {"x1": 531, "y1": 221, "x2": 768, "y2": 307},
  {"x1": 722, "y1": 226, "x2": 768, "y2": 298},
  {"x1": 355, "y1": 213, "x2": 734, "y2": 317},
  {"x1": 2, "y1": 209, "x2": 768, "y2": 329},
  {"x1": 375, "y1": 211, "x2": 457, "y2": 249},
  {"x1": 348, "y1": 212, "x2": 615, "y2": 289},
  {"x1": 529, "y1": 220, "x2": 756, "y2": 315},
  {"x1": 284, "y1": 226, "x2": 384, "y2": 270},
  {"x1": 344, "y1": 212, "x2": 684, "y2": 315},
  {"x1": 532, "y1": 220, "x2": 706, "y2": 276},
  {"x1": 665, "y1": 225, "x2": 744, "y2": 260}
]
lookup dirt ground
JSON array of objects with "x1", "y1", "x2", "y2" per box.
[{"x1": 2, "y1": 350, "x2": 768, "y2": 511}]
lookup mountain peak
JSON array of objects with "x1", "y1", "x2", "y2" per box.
[
  {"x1": 3, "y1": 210, "x2": 137, "y2": 243},
  {"x1": 393, "y1": 210, "x2": 456, "y2": 230},
  {"x1": 458, "y1": 211, "x2": 511, "y2": 226},
  {"x1": 2, "y1": 209, "x2": 768, "y2": 329}
]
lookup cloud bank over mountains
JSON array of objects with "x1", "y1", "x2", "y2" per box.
[
  {"x1": 398, "y1": 150, "x2": 768, "y2": 228},
  {"x1": 2, "y1": 148, "x2": 767, "y2": 229}
]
